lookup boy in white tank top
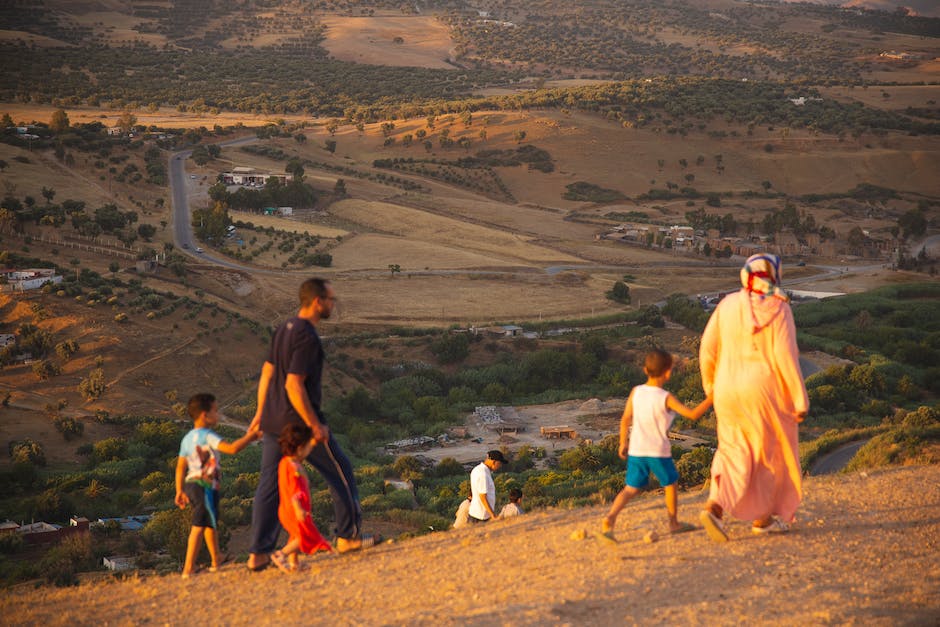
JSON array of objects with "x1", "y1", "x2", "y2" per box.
[{"x1": 601, "y1": 349, "x2": 712, "y2": 538}]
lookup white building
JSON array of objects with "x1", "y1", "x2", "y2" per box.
[
  {"x1": 221, "y1": 167, "x2": 291, "y2": 186},
  {"x1": 1, "y1": 268, "x2": 63, "y2": 292}
]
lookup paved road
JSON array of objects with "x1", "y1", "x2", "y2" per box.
[
  {"x1": 168, "y1": 136, "x2": 259, "y2": 271},
  {"x1": 809, "y1": 439, "x2": 870, "y2": 476}
]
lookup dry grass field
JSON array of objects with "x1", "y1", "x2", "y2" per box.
[
  {"x1": 785, "y1": 0, "x2": 940, "y2": 18},
  {"x1": 320, "y1": 16, "x2": 456, "y2": 69},
  {"x1": 821, "y1": 84, "x2": 940, "y2": 112},
  {"x1": 0, "y1": 145, "x2": 116, "y2": 209},
  {"x1": 328, "y1": 199, "x2": 582, "y2": 265},
  {"x1": 227, "y1": 211, "x2": 348, "y2": 239},
  {"x1": 0, "y1": 104, "x2": 307, "y2": 131},
  {"x1": 0, "y1": 29, "x2": 75, "y2": 47}
]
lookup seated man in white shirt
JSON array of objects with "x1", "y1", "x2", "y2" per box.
[{"x1": 468, "y1": 450, "x2": 507, "y2": 523}]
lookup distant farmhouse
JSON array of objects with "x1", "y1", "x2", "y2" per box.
[
  {"x1": 0, "y1": 516, "x2": 89, "y2": 545},
  {"x1": 221, "y1": 167, "x2": 291, "y2": 187},
  {"x1": 0, "y1": 268, "x2": 63, "y2": 292}
]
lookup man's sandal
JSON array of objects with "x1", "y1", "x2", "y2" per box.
[{"x1": 336, "y1": 534, "x2": 382, "y2": 553}]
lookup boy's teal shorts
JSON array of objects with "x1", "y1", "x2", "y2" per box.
[{"x1": 626, "y1": 456, "x2": 678, "y2": 489}]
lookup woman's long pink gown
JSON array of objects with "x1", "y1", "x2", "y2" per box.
[{"x1": 699, "y1": 290, "x2": 809, "y2": 523}]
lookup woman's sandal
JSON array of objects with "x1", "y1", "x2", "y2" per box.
[{"x1": 699, "y1": 509, "x2": 728, "y2": 543}]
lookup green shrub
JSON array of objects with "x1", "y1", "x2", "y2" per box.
[
  {"x1": 53, "y1": 415, "x2": 85, "y2": 440},
  {"x1": 39, "y1": 534, "x2": 93, "y2": 587},
  {"x1": 675, "y1": 446, "x2": 714, "y2": 487},
  {"x1": 563, "y1": 181, "x2": 625, "y2": 202},
  {"x1": 92, "y1": 437, "x2": 127, "y2": 463},
  {"x1": 430, "y1": 333, "x2": 470, "y2": 364},
  {"x1": 10, "y1": 439, "x2": 46, "y2": 466},
  {"x1": 844, "y1": 425, "x2": 940, "y2": 472}
]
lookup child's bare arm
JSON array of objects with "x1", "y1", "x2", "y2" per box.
[
  {"x1": 666, "y1": 393, "x2": 713, "y2": 421},
  {"x1": 618, "y1": 391, "x2": 635, "y2": 460},
  {"x1": 218, "y1": 429, "x2": 260, "y2": 455},
  {"x1": 174, "y1": 457, "x2": 189, "y2": 509}
]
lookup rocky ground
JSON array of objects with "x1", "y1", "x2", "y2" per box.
[{"x1": 3, "y1": 464, "x2": 938, "y2": 626}]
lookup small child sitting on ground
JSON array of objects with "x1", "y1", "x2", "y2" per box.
[
  {"x1": 499, "y1": 488, "x2": 524, "y2": 518},
  {"x1": 175, "y1": 393, "x2": 259, "y2": 578},
  {"x1": 272, "y1": 423, "x2": 333, "y2": 572},
  {"x1": 602, "y1": 349, "x2": 712, "y2": 538}
]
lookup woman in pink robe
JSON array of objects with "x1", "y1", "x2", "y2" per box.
[{"x1": 698, "y1": 254, "x2": 809, "y2": 542}]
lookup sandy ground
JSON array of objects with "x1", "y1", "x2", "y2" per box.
[
  {"x1": 418, "y1": 398, "x2": 627, "y2": 464},
  {"x1": 3, "y1": 464, "x2": 937, "y2": 625}
]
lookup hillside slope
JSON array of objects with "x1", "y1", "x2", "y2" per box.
[{"x1": 3, "y1": 465, "x2": 938, "y2": 625}]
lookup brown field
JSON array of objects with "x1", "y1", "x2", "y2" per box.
[
  {"x1": 864, "y1": 59, "x2": 940, "y2": 84},
  {"x1": 0, "y1": 145, "x2": 116, "y2": 208},
  {"x1": 328, "y1": 233, "x2": 517, "y2": 271},
  {"x1": 228, "y1": 211, "x2": 349, "y2": 239},
  {"x1": 69, "y1": 11, "x2": 167, "y2": 47},
  {"x1": 821, "y1": 84, "x2": 940, "y2": 112},
  {"x1": 0, "y1": 104, "x2": 308, "y2": 130},
  {"x1": 319, "y1": 16, "x2": 456, "y2": 69},
  {"x1": 0, "y1": 29, "x2": 74, "y2": 47},
  {"x1": 328, "y1": 199, "x2": 582, "y2": 265},
  {"x1": 331, "y1": 272, "x2": 623, "y2": 325},
  {"x1": 784, "y1": 0, "x2": 940, "y2": 18},
  {"x1": 654, "y1": 28, "x2": 771, "y2": 58}
]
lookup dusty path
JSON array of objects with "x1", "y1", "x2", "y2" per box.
[{"x1": 3, "y1": 464, "x2": 938, "y2": 626}]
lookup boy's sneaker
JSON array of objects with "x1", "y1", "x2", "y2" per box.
[
  {"x1": 700, "y1": 509, "x2": 728, "y2": 543},
  {"x1": 752, "y1": 518, "x2": 789, "y2": 535}
]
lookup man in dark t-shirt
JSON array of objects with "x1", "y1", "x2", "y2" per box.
[{"x1": 247, "y1": 279, "x2": 370, "y2": 571}]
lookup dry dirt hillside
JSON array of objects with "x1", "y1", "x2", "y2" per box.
[{"x1": 3, "y1": 465, "x2": 938, "y2": 626}]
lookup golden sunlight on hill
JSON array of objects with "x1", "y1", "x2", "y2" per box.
[{"x1": 3, "y1": 465, "x2": 938, "y2": 625}]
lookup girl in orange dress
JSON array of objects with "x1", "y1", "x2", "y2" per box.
[
  {"x1": 272, "y1": 424, "x2": 332, "y2": 572},
  {"x1": 698, "y1": 254, "x2": 809, "y2": 542}
]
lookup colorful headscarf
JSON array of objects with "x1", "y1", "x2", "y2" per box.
[
  {"x1": 740, "y1": 253, "x2": 789, "y2": 302},
  {"x1": 741, "y1": 254, "x2": 789, "y2": 334}
]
